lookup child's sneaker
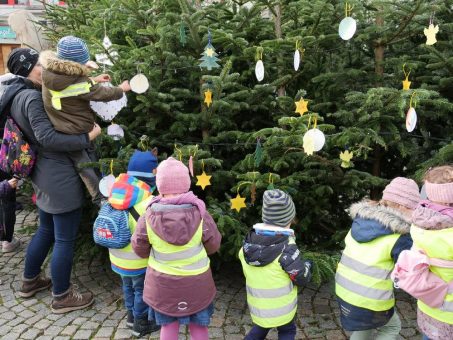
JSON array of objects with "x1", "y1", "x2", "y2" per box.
[
  {"x1": 132, "y1": 317, "x2": 160, "y2": 337},
  {"x1": 2, "y1": 237, "x2": 21, "y2": 253},
  {"x1": 126, "y1": 310, "x2": 134, "y2": 329}
]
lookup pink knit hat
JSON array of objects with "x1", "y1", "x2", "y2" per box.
[
  {"x1": 382, "y1": 177, "x2": 421, "y2": 210},
  {"x1": 156, "y1": 157, "x2": 191, "y2": 195},
  {"x1": 425, "y1": 181, "x2": 453, "y2": 204}
]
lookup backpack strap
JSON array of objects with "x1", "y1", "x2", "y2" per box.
[{"x1": 129, "y1": 206, "x2": 140, "y2": 222}]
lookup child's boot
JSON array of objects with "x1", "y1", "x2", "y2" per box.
[
  {"x1": 126, "y1": 310, "x2": 134, "y2": 329},
  {"x1": 132, "y1": 316, "x2": 160, "y2": 337}
]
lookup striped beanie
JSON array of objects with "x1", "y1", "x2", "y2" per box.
[
  {"x1": 262, "y1": 189, "x2": 296, "y2": 228},
  {"x1": 108, "y1": 174, "x2": 152, "y2": 210},
  {"x1": 57, "y1": 36, "x2": 90, "y2": 65}
]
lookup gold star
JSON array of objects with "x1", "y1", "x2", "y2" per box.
[
  {"x1": 424, "y1": 24, "x2": 439, "y2": 46},
  {"x1": 230, "y1": 193, "x2": 246, "y2": 212},
  {"x1": 196, "y1": 171, "x2": 211, "y2": 190},
  {"x1": 206, "y1": 48, "x2": 214, "y2": 57},
  {"x1": 340, "y1": 150, "x2": 353, "y2": 168},
  {"x1": 204, "y1": 89, "x2": 212, "y2": 107},
  {"x1": 402, "y1": 78, "x2": 411, "y2": 91},
  {"x1": 295, "y1": 98, "x2": 309, "y2": 116}
]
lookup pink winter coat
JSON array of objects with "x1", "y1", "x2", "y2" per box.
[{"x1": 131, "y1": 192, "x2": 221, "y2": 317}]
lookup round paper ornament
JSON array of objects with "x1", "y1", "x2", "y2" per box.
[
  {"x1": 103, "y1": 35, "x2": 113, "y2": 49},
  {"x1": 294, "y1": 50, "x2": 300, "y2": 71},
  {"x1": 255, "y1": 60, "x2": 264, "y2": 82},
  {"x1": 107, "y1": 123, "x2": 124, "y2": 140},
  {"x1": 99, "y1": 174, "x2": 115, "y2": 197},
  {"x1": 406, "y1": 107, "x2": 417, "y2": 132},
  {"x1": 90, "y1": 82, "x2": 127, "y2": 122},
  {"x1": 303, "y1": 128, "x2": 325, "y2": 152},
  {"x1": 130, "y1": 74, "x2": 149, "y2": 94},
  {"x1": 339, "y1": 17, "x2": 357, "y2": 40}
]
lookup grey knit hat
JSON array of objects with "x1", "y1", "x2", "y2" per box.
[{"x1": 262, "y1": 189, "x2": 296, "y2": 227}]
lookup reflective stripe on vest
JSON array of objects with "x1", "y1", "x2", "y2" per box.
[
  {"x1": 146, "y1": 219, "x2": 209, "y2": 277},
  {"x1": 108, "y1": 198, "x2": 151, "y2": 272},
  {"x1": 49, "y1": 82, "x2": 92, "y2": 110},
  {"x1": 412, "y1": 225, "x2": 453, "y2": 324},
  {"x1": 239, "y1": 239, "x2": 298, "y2": 328},
  {"x1": 335, "y1": 230, "x2": 399, "y2": 312}
]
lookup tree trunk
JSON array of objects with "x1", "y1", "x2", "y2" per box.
[{"x1": 274, "y1": 3, "x2": 285, "y2": 97}]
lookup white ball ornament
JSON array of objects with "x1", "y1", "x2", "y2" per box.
[
  {"x1": 406, "y1": 107, "x2": 417, "y2": 132},
  {"x1": 130, "y1": 74, "x2": 150, "y2": 94},
  {"x1": 255, "y1": 60, "x2": 264, "y2": 82},
  {"x1": 294, "y1": 50, "x2": 300, "y2": 71},
  {"x1": 107, "y1": 123, "x2": 124, "y2": 141},
  {"x1": 303, "y1": 128, "x2": 326, "y2": 152},
  {"x1": 339, "y1": 17, "x2": 357, "y2": 40},
  {"x1": 99, "y1": 174, "x2": 116, "y2": 197}
]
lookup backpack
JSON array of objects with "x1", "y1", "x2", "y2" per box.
[
  {"x1": 391, "y1": 248, "x2": 453, "y2": 308},
  {"x1": 93, "y1": 203, "x2": 140, "y2": 249},
  {"x1": 0, "y1": 117, "x2": 36, "y2": 178}
]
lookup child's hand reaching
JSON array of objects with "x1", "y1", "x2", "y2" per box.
[
  {"x1": 119, "y1": 80, "x2": 131, "y2": 92},
  {"x1": 8, "y1": 178, "x2": 18, "y2": 189},
  {"x1": 88, "y1": 123, "x2": 102, "y2": 141},
  {"x1": 92, "y1": 74, "x2": 111, "y2": 83}
]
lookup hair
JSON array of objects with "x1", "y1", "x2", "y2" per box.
[
  {"x1": 379, "y1": 199, "x2": 412, "y2": 215},
  {"x1": 424, "y1": 165, "x2": 453, "y2": 184}
]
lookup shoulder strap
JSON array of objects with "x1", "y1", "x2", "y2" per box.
[{"x1": 129, "y1": 206, "x2": 140, "y2": 222}]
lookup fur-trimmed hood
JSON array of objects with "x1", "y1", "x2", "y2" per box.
[
  {"x1": 40, "y1": 50, "x2": 90, "y2": 91},
  {"x1": 348, "y1": 200, "x2": 411, "y2": 242}
]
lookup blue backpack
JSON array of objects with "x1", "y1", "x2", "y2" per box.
[{"x1": 93, "y1": 203, "x2": 140, "y2": 249}]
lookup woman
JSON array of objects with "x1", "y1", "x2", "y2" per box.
[{"x1": 3, "y1": 48, "x2": 100, "y2": 313}]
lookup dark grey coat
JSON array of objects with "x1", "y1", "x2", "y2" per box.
[{"x1": 4, "y1": 77, "x2": 91, "y2": 214}]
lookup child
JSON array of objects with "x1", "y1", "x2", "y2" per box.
[
  {"x1": 239, "y1": 189, "x2": 313, "y2": 340},
  {"x1": 106, "y1": 149, "x2": 160, "y2": 337},
  {"x1": 39, "y1": 36, "x2": 130, "y2": 207},
  {"x1": 132, "y1": 157, "x2": 221, "y2": 340},
  {"x1": 335, "y1": 177, "x2": 421, "y2": 339},
  {"x1": 0, "y1": 177, "x2": 19, "y2": 253},
  {"x1": 411, "y1": 165, "x2": 453, "y2": 340}
]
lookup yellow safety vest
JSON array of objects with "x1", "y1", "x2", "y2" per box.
[
  {"x1": 146, "y1": 219, "x2": 210, "y2": 276},
  {"x1": 411, "y1": 225, "x2": 453, "y2": 324},
  {"x1": 49, "y1": 81, "x2": 92, "y2": 110},
  {"x1": 238, "y1": 238, "x2": 298, "y2": 328},
  {"x1": 109, "y1": 197, "x2": 151, "y2": 273},
  {"x1": 335, "y1": 230, "x2": 400, "y2": 311}
]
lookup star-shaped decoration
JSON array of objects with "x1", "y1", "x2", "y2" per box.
[
  {"x1": 204, "y1": 89, "x2": 212, "y2": 107},
  {"x1": 402, "y1": 78, "x2": 411, "y2": 91},
  {"x1": 196, "y1": 171, "x2": 212, "y2": 190},
  {"x1": 424, "y1": 24, "x2": 439, "y2": 46},
  {"x1": 303, "y1": 135, "x2": 315, "y2": 155},
  {"x1": 206, "y1": 48, "x2": 214, "y2": 57},
  {"x1": 230, "y1": 193, "x2": 246, "y2": 212},
  {"x1": 340, "y1": 150, "x2": 353, "y2": 168},
  {"x1": 295, "y1": 98, "x2": 309, "y2": 116}
]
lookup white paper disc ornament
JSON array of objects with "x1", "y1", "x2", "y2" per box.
[
  {"x1": 103, "y1": 36, "x2": 113, "y2": 49},
  {"x1": 90, "y1": 82, "x2": 127, "y2": 122},
  {"x1": 130, "y1": 74, "x2": 149, "y2": 94},
  {"x1": 255, "y1": 60, "x2": 264, "y2": 82},
  {"x1": 107, "y1": 123, "x2": 124, "y2": 140},
  {"x1": 99, "y1": 174, "x2": 115, "y2": 197},
  {"x1": 294, "y1": 50, "x2": 300, "y2": 71},
  {"x1": 303, "y1": 128, "x2": 325, "y2": 152},
  {"x1": 339, "y1": 17, "x2": 357, "y2": 40},
  {"x1": 406, "y1": 107, "x2": 417, "y2": 132}
]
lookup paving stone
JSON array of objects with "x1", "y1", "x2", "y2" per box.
[
  {"x1": 1, "y1": 333, "x2": 21, "y2": 340},
  {"x1": 21, "y1": 328, "x2": 43, "y2": 339},
  {"x1": 34, "y1": 318, "x2": 52, "y2": 330},
  {"x1": 18, "y1": 309, "x2": 35, "y2": 319},
  {"x1": 0, "y1": 325, "x2": 12, "y2": 336},
  {"x1": 94, "y1": 327, "x2": 114, "y2": 337},
  {"x1": 113, "y1": 328, "x2": 133, "y2": 339},
  {"x1": 61, "y1": 325, "x2": 78, "y2": 336},
  {"x1": 80, "y1": 321, "x2": 100, "y2": 329},
  {"x1": 44, "y1": 325, "x2": 63, "y2": 337},
  {"x1": 73, "y1": 329, "x2": 94, "y2": 339}
]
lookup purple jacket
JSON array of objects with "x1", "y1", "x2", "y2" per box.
[{"x1": 132, "y1": 192, "x2": 221, "y2": 317}]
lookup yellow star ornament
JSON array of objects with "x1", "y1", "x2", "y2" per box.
[
  {"x1": 402, "y1": 78, "x2": 411, "y2": 91},
  {"x1": 340, "y1": 150, "x2": 353, "y2": 168},
  {"x1": 230, "y1": 194, "x2": 246, "y2": 212},
  {"x1": 204, "y1": 89, "x2": 212, "y2": 107},
  {"x1": 196, "y1": 171, "x2": 212, "y2": 190},
  {"x1": 295, "y1": 98, "x2": 309, "y2": 116},
  {"x1": 206, "y1": 48, "x2": 214, "y2": 57}
]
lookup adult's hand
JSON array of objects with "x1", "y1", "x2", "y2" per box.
[
  {"x1": 119, "y1": 80, "x2": 131, "y2": 92},
  {"x1": 88, "y1": 123, "x2": 102, "y2": 141},
  {"x1": 92, "y1": 74, "x2": 111, "y2": 83}
]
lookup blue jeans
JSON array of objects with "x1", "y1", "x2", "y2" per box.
[
  {"x1": 422, "y1": 335, "x2": 431, "y2": 340},
  {"x1": 121, "y1": 274, "x2": 148, "y2": 319},
  {"x1": 24, "y1": 208, "x2": 82, "y2": 294},
  {"x1": 245, "y1": 319, "x2": 296, "y2": 340}
]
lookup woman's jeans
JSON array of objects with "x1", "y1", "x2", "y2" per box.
[
  {"x1": 24, "y1": 208, "x2": 82, "y2": 294},
  {"x1": 121, "y1": 274, "x2": 148, "y2": 319},
  {"x1": 245, "y1": 319, "x2": 296, "y2": 340}
]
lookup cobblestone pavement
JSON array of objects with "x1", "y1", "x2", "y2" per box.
[{"x1": 0, "y1": 210, "x2": 421, "y2": 339}]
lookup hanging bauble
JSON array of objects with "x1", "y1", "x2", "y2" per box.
[
  {"x1": 303, "y1": 128, "x2": 325, "y2": 152},
  {"x1": 90, "y1": 83, "x2": 127, "y2": 122},
  {"x1": 294, "y1": 50, "x2": 300, "y2": 71},
  {"x1": 107, "y1": 123, "x2": 124, "y2": 140},
  {"x1": 199, "y1": 30, "x2": 221, "y2": 70},
  {"x1": 424, "y1": 23, "x2": 439, "y2": 46},
  {"x1": 255, "y1": 60, "x2": 264, "y2": 82},
  {"x1": 339, "y1": 2, "x2": 356, "y2": 40},
  {"x1": 99, "y1": 174, "x2": 116, "y2": 197},
  {"x1": 130, "y1": 74, "x2": 149, "y2": 94},
  {"x1": 103, "y1": 35, "x2": 113, "y2": 49},
  {"x1": 406, "y1": 107, "x2": 417, "y2": 133}
]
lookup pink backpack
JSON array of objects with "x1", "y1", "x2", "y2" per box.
[{"x1": 391, "y1": 248, "x2": 453, "y2": 308}]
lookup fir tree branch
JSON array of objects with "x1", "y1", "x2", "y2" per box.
[{"x1": 384, "y1": 0, "x2": 422, "y2": 46}]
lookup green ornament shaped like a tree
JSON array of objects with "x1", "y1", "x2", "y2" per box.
[{"x1": 199, "y1": 32, "x2": 220, "y2": 71}]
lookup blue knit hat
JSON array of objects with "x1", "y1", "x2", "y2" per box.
[
  {"x1": 57, "y1": 36, "x2": 90, "y2": 65},
  {"x1": 262, "y1": 189, "x2": 296, "y2": 227},
  {"x1": 127, "y1": 150, "x2": 158, "y2": 187}
]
